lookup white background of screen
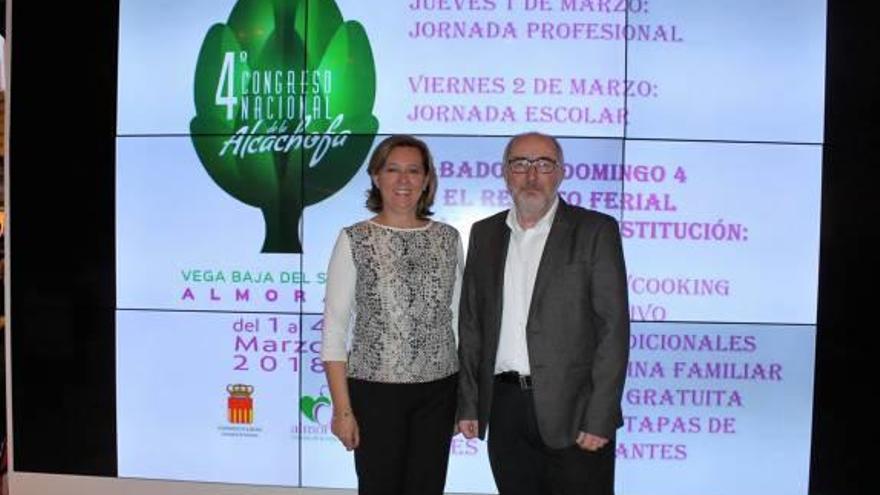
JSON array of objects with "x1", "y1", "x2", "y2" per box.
[
  {"x1": 118, "y1": 0, "x2": 825, "y2": 142},
  {"x1": 112, "y1": 0, "x2": 826, "y2": 494}
]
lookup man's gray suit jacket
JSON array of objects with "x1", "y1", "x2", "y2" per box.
[{"x1": 457, "y1": 199, "x2": 630, "y2": 449}]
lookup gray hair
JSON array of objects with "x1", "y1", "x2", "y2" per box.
[{"x1": 502, "y1": 132, "x2": 564, "y2": 164}]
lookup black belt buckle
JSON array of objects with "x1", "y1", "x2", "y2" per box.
[{"x1": 498, "y1": 371, "x2": 532, "y2": 390}]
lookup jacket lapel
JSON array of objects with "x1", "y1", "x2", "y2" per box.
[
  {"x1": 488, "y1": 213, "x2": 511, "y2": 351},
  {"x1": 527, "y1": 200, "x2": 572, "y2": 326}
]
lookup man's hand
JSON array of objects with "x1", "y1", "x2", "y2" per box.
[
  {"x1": 576, "y1": 432, "x2": 609, "y2": 451},
  {"x1": 458, "y1": 420, "x2": 479, "y2": 439}
]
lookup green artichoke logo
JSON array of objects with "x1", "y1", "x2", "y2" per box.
[{"x1": 191, "y1": 0, "x2": 379, "y2": 253}]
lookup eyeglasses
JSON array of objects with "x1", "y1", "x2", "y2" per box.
[{"x1": 506, "y1": 157, "x2": 559, "y2": 174}]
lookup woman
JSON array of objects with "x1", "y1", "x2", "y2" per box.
[{"x1": 321, "y1": 135, "x2": 462, "y2": 495}]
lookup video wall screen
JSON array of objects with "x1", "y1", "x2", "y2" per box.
[{"x1": 115, "y1": 0, "x2": 825, "y2": 493}]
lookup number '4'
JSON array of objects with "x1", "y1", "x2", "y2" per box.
[
  {"x1": 674, "y1": 167, "x2": 687, "y2": 184},
  {"x1": 215, "y1": 52, "x2": 237, "y2": 120}
]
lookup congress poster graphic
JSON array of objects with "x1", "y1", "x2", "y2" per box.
[{"x1": 116, "y1": 0, "x2": 825, "y2": 493}]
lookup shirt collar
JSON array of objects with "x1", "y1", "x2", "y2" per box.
[{"x1": 506, "y1": 196, "x2": 560, "y2": 234}]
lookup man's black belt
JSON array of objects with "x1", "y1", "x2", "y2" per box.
[{"x1": 495, "y1": 371, "x2": 532, "y2": 390}]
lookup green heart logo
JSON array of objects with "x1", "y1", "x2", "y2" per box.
[
  {"x1": 191, "y1": 0, "x2": 379, "y2": 253},
  {"x1": 300, "y1": 393, "x2": 332, "y2": 423}
]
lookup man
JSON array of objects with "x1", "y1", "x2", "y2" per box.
[{"x1": 457, "y1": 132, "x2": 630, "y2": 495}]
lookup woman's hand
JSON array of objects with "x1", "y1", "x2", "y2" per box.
[
  {"x1": 331, "y1": 409, "x2": 360, "y2": 451},
  {"x1": 324, "y1": 362, "x2": 359, "y2": 450}
]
